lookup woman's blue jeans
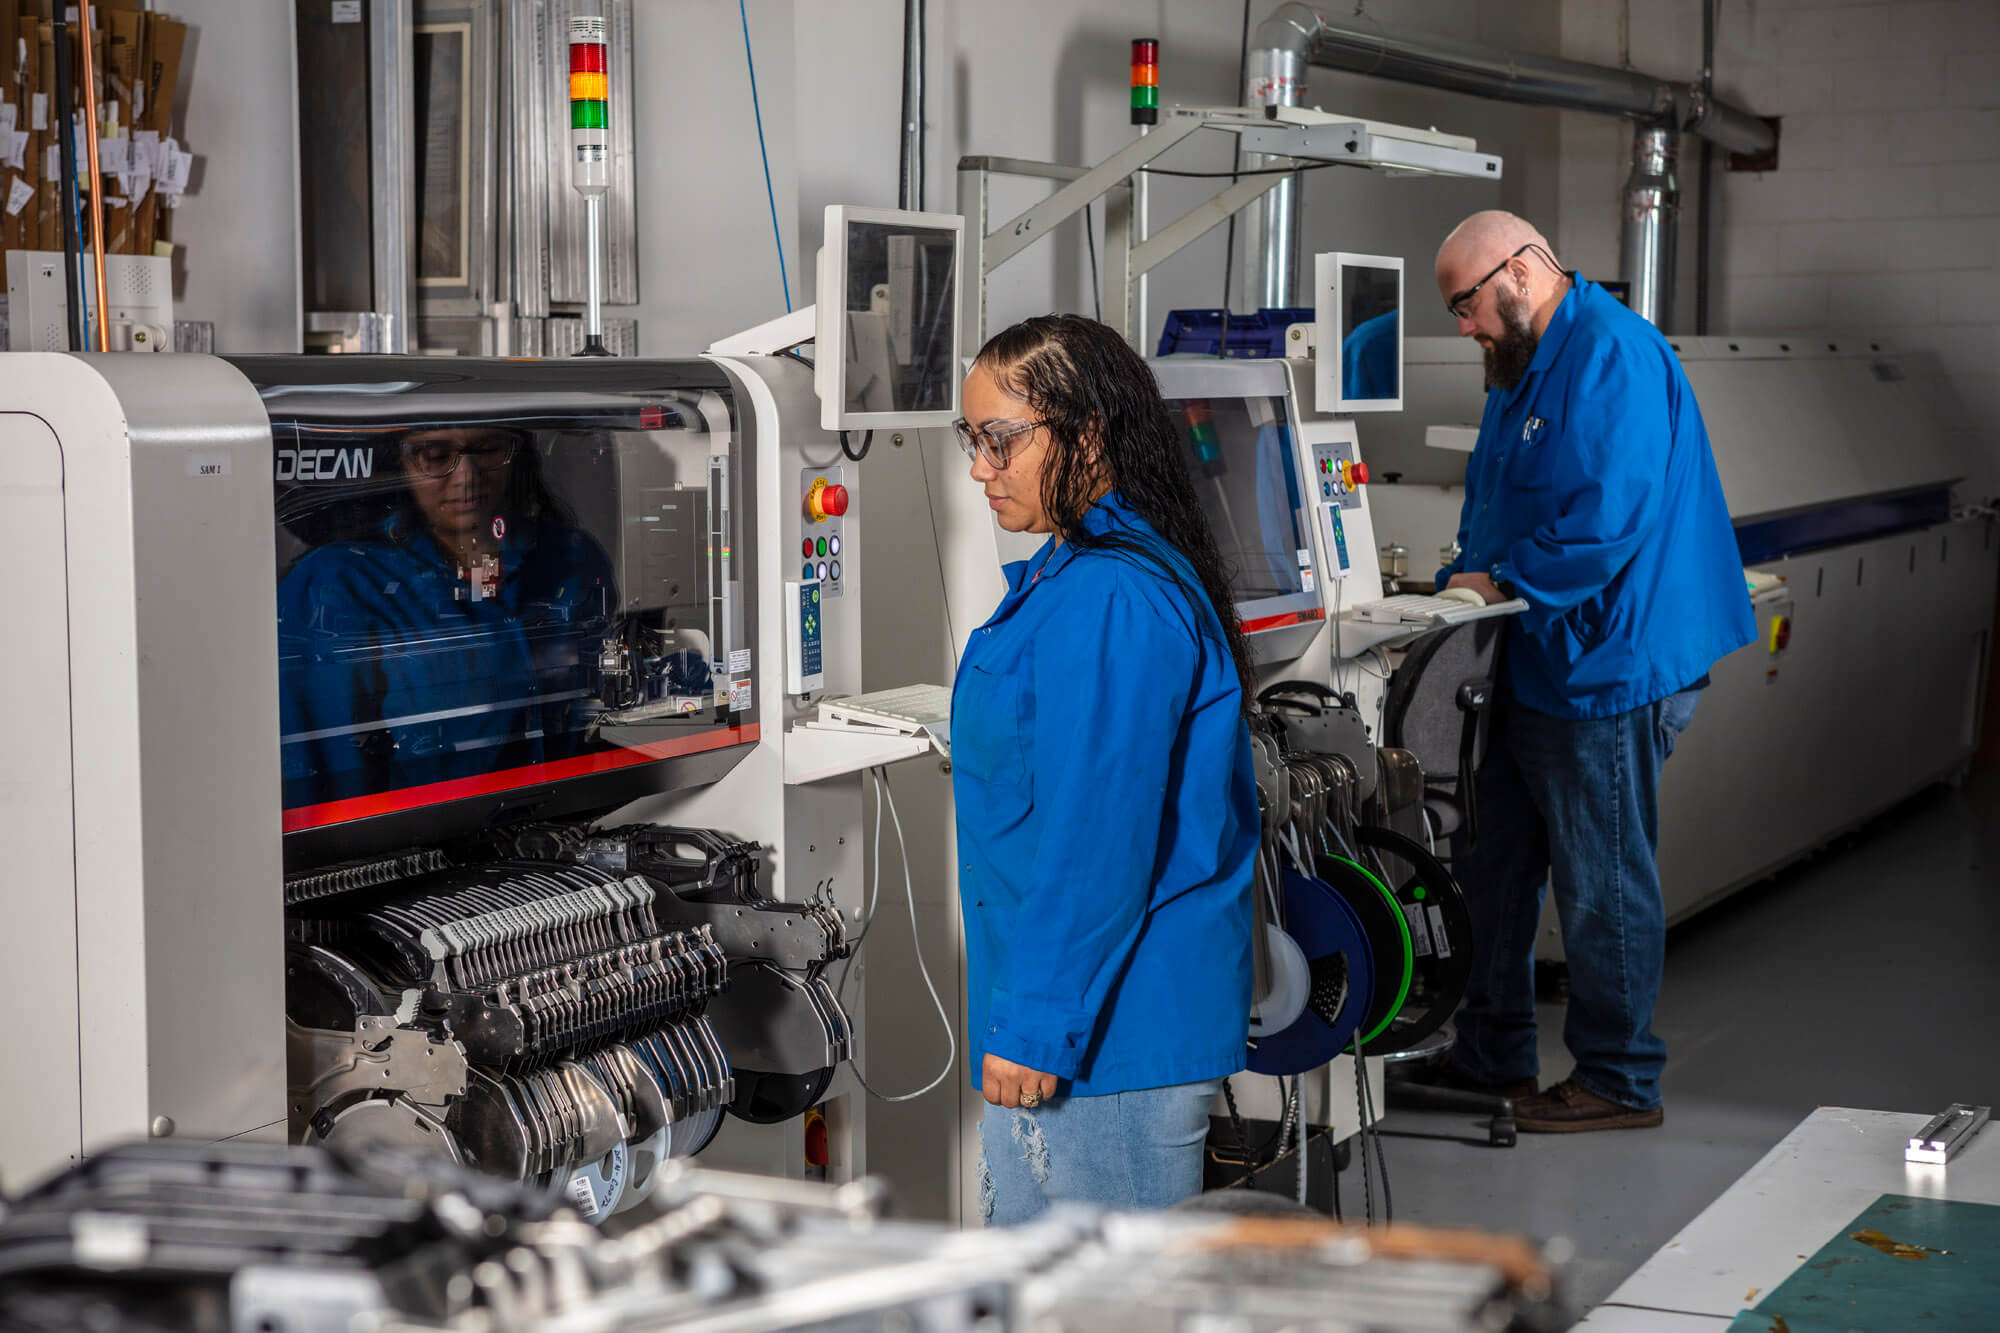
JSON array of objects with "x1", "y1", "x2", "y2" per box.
[
  {"x1": 1449, "y1": 688, "x2": 1701, "y2": 1111},
  {"x1": 978, "y1": 1078, "x2": 1221, "y2": 1225}
]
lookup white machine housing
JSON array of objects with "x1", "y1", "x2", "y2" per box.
[
  {"x1": 0, "y1": 355, "x2": 288, "y2": 1191},
  {"x1": 0, "y1": 349, "x2": 898, "y2": 1192}
]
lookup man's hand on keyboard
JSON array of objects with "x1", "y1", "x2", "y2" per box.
[{"x1": 1445, "y1": 572, "x2": 1506, "y2": 605}]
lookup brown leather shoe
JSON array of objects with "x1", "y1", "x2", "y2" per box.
[
  {"x1": 1407, "y1": 1063, "x2": 1538, "y2": 1102},
  {"x1": 1514, "y1": 1079, "x2": 1663, "y2": 1132}
]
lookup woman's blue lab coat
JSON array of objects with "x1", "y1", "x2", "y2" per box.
[
  {"x1": 278, "y1": 511, "x2": 616, "y2": 807},
  {"x1": 952, "y1": 491, "x2": 1257, "y2": 1097},
  {"x1": 1441, "y1": 275, "x2": 1755, "y2": 718}
]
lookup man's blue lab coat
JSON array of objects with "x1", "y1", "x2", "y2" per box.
[
  {"x1": 1440, "y1": 276, "x2": 1754, "y2": 718},
  {"x1": 953, "y1": 491, "x2": 1257, "y2": 1096}
]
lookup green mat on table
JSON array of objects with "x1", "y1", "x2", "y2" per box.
[{"x1": 1727, "y1": 1194, "x2": 2000, "y2": 1333}]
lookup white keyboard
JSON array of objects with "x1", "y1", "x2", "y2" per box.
[
  {"x1": 816, "y1": 683, "x2": 954, "y2": 734},
  {"x1": 1353, "y1": 594, "x2": 1530, "y2": 628}
]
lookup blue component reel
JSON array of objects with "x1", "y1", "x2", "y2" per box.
[{"x1": 1246, "y1": 868, "x2": 1376, "y2": 1076}]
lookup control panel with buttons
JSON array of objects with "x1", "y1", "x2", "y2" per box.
[
  {"x1": 800, "y1": 467, "x2": 848, "y2": 598},
  {"x1": 1310, "y1": 439, "x2": 1367, "y2": 510},
  {"x1": 1309, "y1": 438, "x2": 1368, "y2": 582}
]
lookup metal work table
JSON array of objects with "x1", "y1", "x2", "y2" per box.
[{"x1": 1580, "y1": 1106, "x2": 2000, "y2": 1330}]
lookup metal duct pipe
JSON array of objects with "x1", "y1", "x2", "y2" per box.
[
  {"x1": 1249, "y1": 3, "x2": 1775, "y2": 328},
  {"x1": 1622, "y1": 127, "x2": 1681, "y2": 328},
  {"x1": 1257, "y1": 4, "x2": 1773, "y2": 155},
  {"x1": 1244, "y1": 41, "x2": 1308, "y2": 309},
  {"x1": 898, "y1": 0, "x2": 926, "y2": 210}
]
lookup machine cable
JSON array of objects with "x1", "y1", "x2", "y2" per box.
[
  {"x1": 1216, "y1": 0, "x2": 1253, "y2": 358},
  {"x1": 738, "y1": 0, "x2": 791, "y2": 311},
  {"x1": 844, "y1": 767, "x2": 958, "y2": 1103},
  {"x1": 1350, "y1": 1028, "x2": 1394, "y2": 1225},
  {"x1": 1353, "y1": 1033, "x2": 1375, "y2": 1223},
  {"x1": 840, "y1": 430, "x2": 874, "y2": 462},
  {"x1": 1083, "y1": 203, "x2": 1103, "y2": 323}
]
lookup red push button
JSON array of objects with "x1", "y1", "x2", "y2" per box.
[
  {"x1": 806, "y1": 477, "x2": 851, "y2": 522},
  {"x1": 1350, "y1": 462, "x2": 1370, "y2": 485}
]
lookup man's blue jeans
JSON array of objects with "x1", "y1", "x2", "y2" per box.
[
  {"x1": 977, "y1": 1078, "x2": 1220, "y2": 1225},
  {"x1": 1450, "y1": 688, "x2": 1700, "y2": 1111}
]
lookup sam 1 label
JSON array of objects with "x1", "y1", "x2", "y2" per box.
[{"x1": 185, "y1": 452, "x2": 231, "y2": 479}]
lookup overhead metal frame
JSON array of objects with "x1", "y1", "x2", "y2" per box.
[{"x1": 956, "y1": 105, "x2": 1502, "y2": 357}]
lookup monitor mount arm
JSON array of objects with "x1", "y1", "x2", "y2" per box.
[{"x1": 958, "y1": 105, "x2": 1501, "y2": 357}]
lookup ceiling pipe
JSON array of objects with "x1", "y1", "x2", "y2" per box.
[
  {"x1": 1249, "y1": 3, "x2": 1775, "y2": 328},
  {"x1": 1243, "y1": 39, "x2": 1308, "y2": 311}
]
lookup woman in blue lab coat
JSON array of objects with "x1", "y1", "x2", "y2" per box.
[{"x1": 951, "y1": 314, "x2": 1260, "y2": 1224}]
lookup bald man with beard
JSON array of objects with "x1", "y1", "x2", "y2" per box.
[{"x1": 1428, "y1": 211, "x2": 1753, "y2": 1132}]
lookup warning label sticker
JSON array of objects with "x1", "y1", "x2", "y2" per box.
[
  {"x1": 1428, "y1": 904, "x2": 1451, "y2": 960},
  {"x1": 1404, "y1": 901, "x2": 1434, "y2": 958}
]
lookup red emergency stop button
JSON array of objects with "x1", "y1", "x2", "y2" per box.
[
  {"x1": 1349, "y1": 462, "x2": 1370, "y2": 485},
  {"x1": 806, "y1": 477, "x2": 850, "y2": 522}
]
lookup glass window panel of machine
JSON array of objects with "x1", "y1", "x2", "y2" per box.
[{"x1": 260, "y1": 363, "x2": 744, "y2": 828}]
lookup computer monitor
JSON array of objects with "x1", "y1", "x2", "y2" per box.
[
  {"x1": 1153, "y1": 359, "x2": 1322, "y2": 658},
  {"x1": 815, "y1": 204, "x2": 964, "y2": 432},
  {"x1": 1315, "y1": 252, "x2": 1403, "y2": 413}
]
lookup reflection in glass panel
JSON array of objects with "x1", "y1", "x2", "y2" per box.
[
  {"x1": 1163, "y1": 395, "x2": 1310, "y2": 608},
  {"x1": 263, "y1": 370, "x2": 741, "y2": 816},
  {"x1": 841, "y1": 221, "x2": 959, "y2": 415},
  {"x1": 1340, "y1": 264, "x2": 1401, "y2": 402}
]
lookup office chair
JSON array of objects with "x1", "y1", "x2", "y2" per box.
[
  {"x1": 1375, "y1": 618, "x2": 1517, "y2": 1147},
  {"x1": 1379, "y1": 617, "x2": 1505, "y2": 855}
]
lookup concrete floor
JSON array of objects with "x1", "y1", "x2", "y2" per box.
[{"x1": 1377, "y1": 771, "x2": 2000, "y2": 1313}]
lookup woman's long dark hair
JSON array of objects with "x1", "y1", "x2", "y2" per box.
[{"x1": 976, "y1": 314, "x2": 1256, "y2": 707}]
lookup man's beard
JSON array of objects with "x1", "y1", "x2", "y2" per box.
[{"x1": 1482, "y1": 285, "x2": 1540, "y2": 391}]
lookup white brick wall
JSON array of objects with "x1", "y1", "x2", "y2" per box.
[{"x1": 1560, "y1": 0, "x2": 2000, "y2": 494}]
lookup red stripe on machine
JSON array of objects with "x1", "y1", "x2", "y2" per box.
[
  {"x1": 281, "y1": 725, "x2": 761, "y2": 832},
  {"x1": 1240, "y1": 608, "x2": 1327, "y2": 635}
]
